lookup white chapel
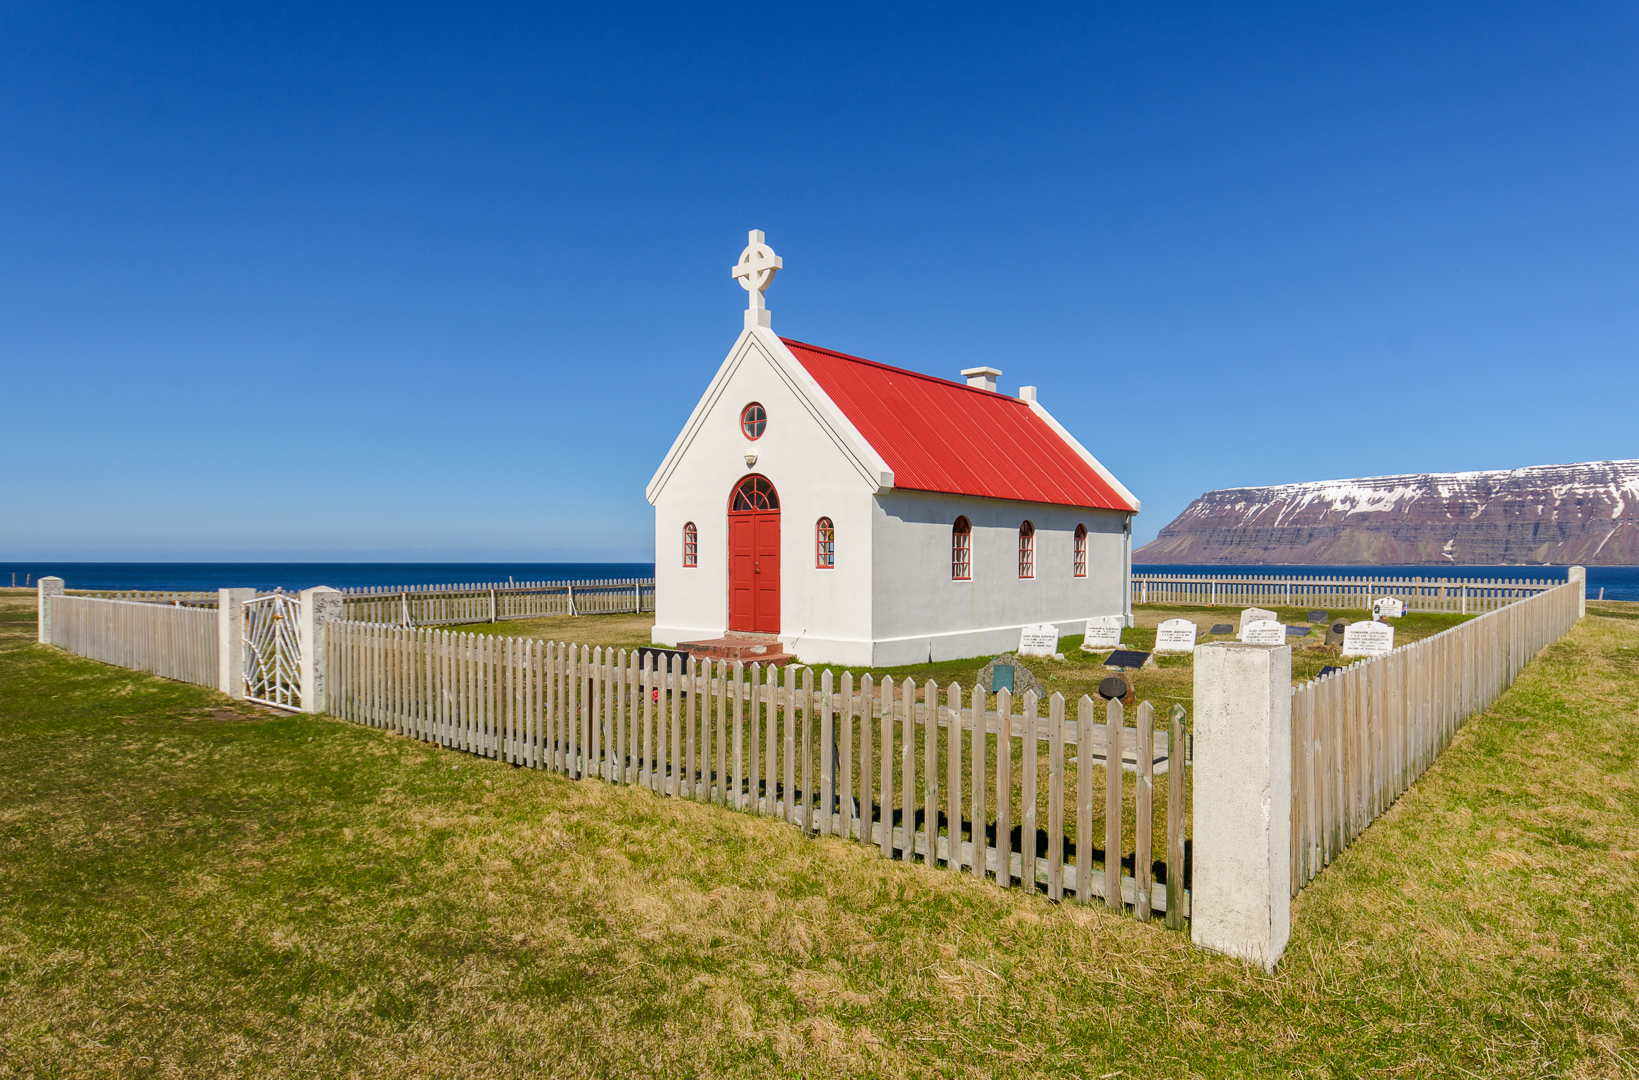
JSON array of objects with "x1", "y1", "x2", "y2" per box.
[{"x1": 646, "y1": 231, "x2": 1140, "y2": 668}]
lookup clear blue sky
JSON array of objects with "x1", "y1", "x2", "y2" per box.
[{"x1": 3, "y1": 3, "x2": 1635, "y2": 561}]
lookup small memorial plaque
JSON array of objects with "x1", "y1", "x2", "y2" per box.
[
  {"x1": 1240, "y1": 619, "x2": 1287, "y2": 645},
  {"x1": 1104, "y1": 649, "x2": 1151, "y2": 669},
  {"x1": 1286, "y1": 626, "x2": 1311, "y2": 637},
  {"x1": 1325, "y1": 620, "x2": 1348, "y2": 646},
  {"x1": 1372, "y1": 597, "x2": 1405, "y2": 620},
  {"x1": 1317, "y1": 665, "x2": 1343, "y2": 678},
  {"x1": 1097, "y1": 675, "x2": 1130, "y2": 701},
  {"x1": 1342, "y1": 621, "x2": 1395, "y2": 657},
  {"x1": 992, "y1": 663, "x2": 1015, "y2": 693},
  {"x1": 1154, "y1": 618, "x2": 1198, "y2": 654},
  {"x1": 1018, "y1": 622, "x2": 1059, "y2": 657},
  {"x1": 1308, "y1": 610, "x2": 1329, "y2": 624},
  {"x1": 1209, "y1": 623, "x2": 1234, "y2": 635},
  {"x1": 1240, "y1": 607, "x2": 1278, "y2": 630},
  {"x1": 1081, "y1": 615, "x2": 1123, "y2": 651}
]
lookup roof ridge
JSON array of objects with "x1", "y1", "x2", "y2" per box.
[{"x1": 779, "y1": 337, "x2": 1024, "y2": 403}]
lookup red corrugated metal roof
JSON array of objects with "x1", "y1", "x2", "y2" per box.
[{"x1": 783, "y1": 338, "x2": 1136, "y2": 511}]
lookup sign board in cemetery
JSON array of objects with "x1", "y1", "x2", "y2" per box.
[
  {"x1": 1240, "y1": 607, "x2": 1278, "y2": 630},
  {"x1": 1153, "y1": 618, "x2": 1198, "y2": 654},
  {"x1": 1240, "y1": 619, "x2": 1287, "y2": 645},
  {"x1": 1372, "y1": 597, "x2": 1406, "y2": 620},
  {"x1": 1018, "y1": 622, "x2": 1060, "y2": 657},
  {"x1": 1342, "y1": 620, "x2": 1395, "y2": 657},
  {"x1": 1081, "y1": 615, "x2": 1123, "y2": 650}
]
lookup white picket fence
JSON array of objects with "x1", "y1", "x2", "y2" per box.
[
  {"x1": 1289, "y1": 580, "x2": 1580, "y2": 895},
  {"x1": 324, "y1": 621, "x2": 1193, "y2": 925},
  {"x1": 1133, "y1": 572, "x2": 1555, "y2": 614},
  {"x1": 340, "y1": 579, "x2": 654, "y2": 626},
  {"x1": 47, "y1": 594, "x2": 218, "y2": 688}
]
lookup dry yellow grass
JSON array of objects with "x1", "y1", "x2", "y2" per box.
[{"x1": 2, "y1": 592, "x2": 1636, "y2": 1077}]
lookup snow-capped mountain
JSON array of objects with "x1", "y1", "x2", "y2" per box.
[{"x1": 1134, "y1": 460, "x2": 1639, "y2": 565}]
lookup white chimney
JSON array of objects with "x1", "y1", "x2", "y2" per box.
[
  {"x1": 961, "y1": 366, "x2": 1001, "y2": 392},
  {"x1": 1019, "y1": 386, "x2": 1037, "y2": 403}
]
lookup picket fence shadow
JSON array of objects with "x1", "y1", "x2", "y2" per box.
[{"x1": 325, "y1": 622, "x2": 1191, "y2": 925}]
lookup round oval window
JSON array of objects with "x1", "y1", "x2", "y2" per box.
[{"x1": 741, "y1": 402, "x2": 767, "y2": 440}]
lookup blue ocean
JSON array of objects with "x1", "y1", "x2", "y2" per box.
[{"x1": 3, "y1": 561, "x2": 1634, "y2": 601}]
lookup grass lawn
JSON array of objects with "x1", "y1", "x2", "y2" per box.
[{"x1": 2, "y1": 590, "x2": 1637, "y2": 1077}]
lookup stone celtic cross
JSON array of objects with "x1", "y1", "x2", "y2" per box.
[{"x1": 731, "y1": 230, "x2": 782, "y2": 320}]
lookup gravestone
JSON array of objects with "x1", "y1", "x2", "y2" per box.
[
  {"x1": 1371, "y1": 597, "x2": 1405, "y2": 620},
  {"x1": 1210, "y1": 623, "x2": 1234, "y2": 635},
  {"x1": 976, "y1": 654, "x2": 1045, "y2": 698},
  {"x1": 1018, "y1": 622, "x2": 1060, "y2": 657},
  {"x1": 1104, "y1": 649, "x2": 1151, "y2": 670},
  {"x1": 1154, "y1": 618, "x2": 1198, "y2": 654},
  {"x1": 1240, "y1": 607, "x2": 1278, "y2": 630},
  {"x1": 1341, "y1": 621, "x2": 1395, "y2": 657},
  {"x1": 1308, "y1": 610, "x2": 1328, "y2": 624},
  {"x1": 1285, "y1": 626, "x2": 1311, "y2": 637},
  {"x1": 1324, "y1": 619, "x2": 1348, "y2": 646},
  {"x1": 1081, "y1": 615, "x2": 1123, "y2": 651},
  {"x1": 1240, "y1": 619, "x2": 1287, "y2": 645}
]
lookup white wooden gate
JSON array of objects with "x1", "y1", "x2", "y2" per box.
[{"x1": 244, "y1": 592, "x2": 301, "y2": 709}]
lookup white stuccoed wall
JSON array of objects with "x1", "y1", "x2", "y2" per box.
[
  {"x1": 1191, "y1": 641, "x2": 1292, "y2": 971},
  {"x1": 869, "y1": 491, "x2": 1128, "y2": 666},
  {"x1": 649, "y1": 327, "x2": 879, "y2": 662}
]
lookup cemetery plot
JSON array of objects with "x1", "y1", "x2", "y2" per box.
[
  {"x1": 1239, "y1": 619, "x2": 1287, "y2": 645},
  {"x1": 1372, "y1": 597, "x2": 1406, "y2": 620},
  {"x1": 1018, "y1": 623, "x2": 1060, "y2": 657},
  {"x1": 1082, "y1": 615, "x2": 1124, "y2": 650},
  {"x1": 1240, "y1": 607, "x2": 1278, "y2": 629},
  {"x1": 1153, "y1": 619, "x2": 1198, "y2": 654},
  {"x1": 1342, "y1": 620, "x2": 1395, "y2": 657}
]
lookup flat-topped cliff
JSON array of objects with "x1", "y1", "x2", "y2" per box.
[{"x1": 1135, "y1": 460, "x2": 1639, "y2": 565}]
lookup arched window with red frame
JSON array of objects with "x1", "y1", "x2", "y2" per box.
[
  {"x1": 1073, "y1": 523, "x2": 1087, "y2": 577},
  {"x1": 682, "y1": 521, "x2": 698, "y2": 567},
  {"x1": 1018, "y1": 521, "x2": 1035, "y2": 578},
  {"x1": 951, "y1": 516, "x2": 972, "y2": 580},
  {"x1": 815, "y1": 517, "x2": 835, "y2": 568}
]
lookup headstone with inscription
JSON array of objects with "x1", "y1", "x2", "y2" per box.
[
  {"x1": 1308, "y1": 610, "x2": 1329, "y2": 624},
  {"x1": 1018, "y1": 622, "x2": 1060, "y2": 657},
  {"x1": 1239, "y1": 619, "x2": 1287, "y2": 645},
  {"x1": 1325, "y1": 619, "x2": 1348, "y2": 646},
  {"x1": 1286, "y1": 626, "x2": 1311, "y2": 637},
  {"x1": 1154, "y1": 618, "x2": 1198, "y2": 654},
  {"x1": 1240, "y1": 607, "x2": 1278, "y2": 630},
  {"x1": 1372, "y1": 597, "x2": 1405, "y2": 620},
  {"x1": 1210, "y1": 623, "x2": 1234, "y2": 635},
  {"x1": 1342, "y1": 620, "x2": 1395, "y2": 657},
  {"x1": 1081, "y1": 615, "x2": 1123, "y2": 651}
]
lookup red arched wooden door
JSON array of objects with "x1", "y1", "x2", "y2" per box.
[{"x1": 728, "y1": 475, "x2": 780, "y2": 634}]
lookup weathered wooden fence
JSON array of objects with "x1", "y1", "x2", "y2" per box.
[
  {"x1": 66, "y1": 589, "x2": 218, "y2": 607},
  {"x1": 324, "y1": 620, "x2": 1191, "y2": 924},
  {"x1": 340, "y1": 579, "x2": 654, "y2": 626},
  {"x1": 1289, "y1": 580, "x2": 1580, "y2": 896},
  {"x1": 1133, "y1": 572, "x2": 1555, "y2": 614},
  {"x1": 47, "y1": 594, "x2": 218, "y2": 688}
]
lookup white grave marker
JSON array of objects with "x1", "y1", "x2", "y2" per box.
[
  {"x1": 1018, "y1": 622, "x2": 1060, "y2": 657},
  {"x1": 1240, "y1": 607, "x2": 1278, "y2": 630},
  {"x1": 1342, "y1": 621, "x2": 1395, "y2": 657},
  {"x1": 1239, "y1": 619, "x2": 1287, "y2": 645},
  {"x1": 1081, "y1": 615, "x2": 1123, "y2": 651},
  {"x1": 1154, "y1": 619, "x2": 1199, "y2": 654},
  {"x1": 1371, "y1": 596, "x2": 1405, "y2": 620}
]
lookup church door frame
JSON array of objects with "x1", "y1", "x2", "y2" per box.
[{"x1": 727, "y1": 475, "x2": 780, "y2": 634}]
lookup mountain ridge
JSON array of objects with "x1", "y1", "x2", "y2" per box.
[{"x1": 1135, "y1": 460, "x2": 1639, "y2": 566}]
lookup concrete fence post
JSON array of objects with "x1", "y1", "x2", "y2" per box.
[
  {"x1": 36, "y1": 576, "x2": 65, "y2": 644},
  {"x1": 299, "y1": 586, "x2": 344, "y2": 714},
  {"x1": 1191, "y1": 641, "x2": 1292, "y2": 971},
  {"x1": 1568, "y1": 565, "x2": 1586, "y2": 618},
  {"x1": 218, "y1": 588, "x2": 254, "y2": 698}
]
